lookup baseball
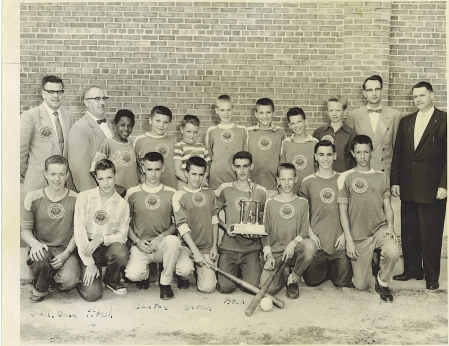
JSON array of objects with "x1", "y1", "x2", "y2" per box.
[{"x1": 259, "y1": 297, "x2": 273, "y2": 312}]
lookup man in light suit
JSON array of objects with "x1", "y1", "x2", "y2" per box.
[
  {"x1": 346, "y1": 75, "x2": 402, "y2": 177},
  {"x1": 391, "y1": 81, "x2": 447, "y2": 290},
  {"x1": 68, "y1": 86, "x2": 113, "y2": 192},
  {"x1": 21, "y1": 75, "x2": 75, "y2": 194}
]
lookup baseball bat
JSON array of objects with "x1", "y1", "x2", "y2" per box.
[
  {"x1": 211, "y1": 265, "x2": 285, "y2": 309},
  {"x1": 245, "y1": 259, "x2": 288, "y2": 317}
]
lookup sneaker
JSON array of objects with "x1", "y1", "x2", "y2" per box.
[
  {"x1": 136, "y1": 278, "x2": 150, "y2": 290},
  {"x1": 375, "y1": 277, "x2": 393, "y2": 302},
  {"x1": 160, "y1": 284, "x2": 174, "y2": 300},
  {"x1": 177, "y1": 276, "x2": 190, "y2": 289},
  {"x1": 105, "y1": 283, "x2": 128, "y2": 296},
  {"x1": 286, "y1": 283, "x2": 299, "y2": 299},
  {"x1": 29, "y1": 294, "x2": 45, "y2": 303}
]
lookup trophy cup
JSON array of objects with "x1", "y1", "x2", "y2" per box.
[{"x1": 231, "y1": 180, "x2": 267, "y2": 236}]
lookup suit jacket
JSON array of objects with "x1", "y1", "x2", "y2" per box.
[
  {"x1": 20, "y1": 103, "x2": 75, "y2": 193},
  {"x1": 346, "y1": 106, "x2": 402, "y2": 177},
  {"x1": 391, "y1": 108, "x2": 447, "y2": 203},
  {"x1": 68, "y1": 112, "x2": 114, "y2": 192}
]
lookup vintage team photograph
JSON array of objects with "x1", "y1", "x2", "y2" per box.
[{"x1": 10, "y1": 0, "x2": 448, "y2": 344}]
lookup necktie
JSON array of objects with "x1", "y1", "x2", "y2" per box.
[
  {"x1": 368, "y1": 109, "x2": 382, "y2": 113},
  {"x1": 97, "y1": 118, "x2": 106, "y2": 124},
  {"x1": 53, "y1": 111, "x2": 64, "y2": 152}
]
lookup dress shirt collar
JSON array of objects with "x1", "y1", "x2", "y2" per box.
[
  {"x1": 323, "y1": 122, "x2": 352, "y2": 133},
  {"x1": 253, "y1": 122, "x2": 277, "y2": 132},
  {"x1": 366, "y1": 105, "x2": 382, "y2": 112},
  {"x1": 43, "y1": 102, "x2": 60, "y2": 117},
  {"x1": 86, "y1": 111, "x2": 105, "y2": 122},
  {"x1": 417, "y1": 106, "x2": 435, "y2": 119}
]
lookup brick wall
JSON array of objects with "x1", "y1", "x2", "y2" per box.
[{"x1": 20, "y1": 1, "x2": 446, "y2": 142}]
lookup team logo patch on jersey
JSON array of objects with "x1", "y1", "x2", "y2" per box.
[
  {"x1": 321, "y1": 135, "x2": 334, "y2": 144},
  {"x1": 94, "y1": 210, "x2": 109, "y2": 225},
  {"x1": 38, "y1": 126, "x2": 54, "y2": 141},
  {"x1": 293, "y1": 155, "x2": 307, "y2": 170},
  {"x1": 258, "y1": 136, "x2": 272, "y2": 151},
  {"x1": 145, "y1": 194, "x2": 161, "y2": 210},
  {"x1": 352, "y1": 178, "x2": 368, "y2": 194},
  {"x1": 320, "y1": 188, "x2": 336, "y2": 204},
  {"x1": 279, "y1": 203, "x2": 295, "y2": 220},
  {"x1": 220, "y1": 129, "x2": 235, "y2": 143},
  {"x1": 47, "y1": 203, "x2": 65, "y2": 220},
  {"x1": 192, "y1": 192, "x2": 207, "y2": 207},
  {"x1": 235, "y1": 197, "x2": 249, "y2": 211},
  {"x1": 111, "y1": 151, "x2": 134, "y2": 167},
  {"x1": 156, "y1": 143, "x2": 170, "y2": 158}
]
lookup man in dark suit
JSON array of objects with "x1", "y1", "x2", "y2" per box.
[
  {"x1": 68, "y1": 86, "x2": 114, "y2": 192},
  {"x1": 20, "y1": 75, "x2": 75, "y2": 194},
  {"x1": 391, "y1": 81, "x2": 447, "y2": 290}
]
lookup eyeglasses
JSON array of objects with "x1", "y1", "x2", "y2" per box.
[
  {"x1": 85, "y1": 97, "x2": 109, "y2": 102},
  {"x1": 43, "y1": 89, "x2": 65, "y2": 95},
  {"x1": 364, "y1": 88, "x2": 382, "y2": 93}
]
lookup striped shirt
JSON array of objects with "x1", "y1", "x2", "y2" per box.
[
  {"x1": 174, "y1": 141, "x2": 211, "y2": 170},
  {"x1": 21, "y1": 188, "x2": 78, "y2": 247},
  {"x1": 74, "y1": 187, "x2": 130, "y2": 266}
]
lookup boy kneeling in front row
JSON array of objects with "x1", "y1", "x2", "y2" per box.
[
  {"x1": 260, "y1": 163, "x2": 317, "y2": 299},
  {"x1": 74, "y1": 159, "x2": 130, "y2": 301},
  {"x1": 338, "y1": 135, "x2": 399, "y2": 302},
  {"x1": 21, "y1": 155, "x2": 81, "y2": 303}
]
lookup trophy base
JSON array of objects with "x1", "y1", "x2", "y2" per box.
[{"x1": 231, "y1": 224, "x2": 267, "y2": 236}]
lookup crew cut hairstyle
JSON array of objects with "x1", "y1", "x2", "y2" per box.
[
  {"x1": 351, "y1": 134, "x2": 373, "y2": 151},
  {"x1": 185, "y1": 156, "x2": 207, "y2": 172}
]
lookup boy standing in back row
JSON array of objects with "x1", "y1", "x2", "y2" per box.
[
  {"x1": 206, "y1": 95, "x2": 248, "y2": 190},
  {"x1": 134, "y1": 106, "x2": 177, "y2": 189},
  {"x1": 247, "y1": 98, "x2": 286, "y2": 198},
  {"x1": 338, "y1": 135, "x2": 399, "y2": 302}
]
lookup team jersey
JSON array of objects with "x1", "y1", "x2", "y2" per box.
[
  {"x1": 247, "y1": 124, "x2": 285, "y2": 190},
  {"x1": 133, "y1": 132, "x2": 176, "y2": 189},
  {"x1": 90, "y1": 138, "x2": 140, "y2": 190},
  {"x1": 126, "y1": 184, "x2": 177, "y2": 240},
  {"x1": 337, "y1": 169, "x2": 390, "y2": 243},
  {"x1": 174, "y1": 141, "x2": 211, "y2": 170},
  {"x1": 205, "y1": 123, "x2": 248, "y2": 190},
  {"x1": 74, "y1": 187, "x2": 130, "y2": 266},
  {"x1": 313, "y1": 123, "x2": 357, "y2": 173},
  {"x1": 216, "y1": 182, "x2": 267, "y2": 253},
  {"x1": 21, "y1": 188, "x2": 78, "y2": 247},
  {"x1": 172, "y1": 187, "x2": 220, "y2": 253},
  {"x1": 280, "y1": 134, "x2": 318, "y2": 194},
  {"x1": 261, "y1": 196, "x2": 309, "y2": 256},
  {"x1": 299, "y1": 173, "x2": 342, "y2": 255}
]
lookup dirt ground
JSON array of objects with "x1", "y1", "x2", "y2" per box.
[{"x1": 20, "y1": 259, "x2": 448, "y2": 345}]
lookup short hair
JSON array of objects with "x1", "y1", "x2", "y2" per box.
[
  {"x1": 114, "y1": 109, "x2": 135, "y2": 126},
  {"x1": 233, "y1": 151, "x2": 253, "y2": 165},
  {"x1": 325, "y1": 95, "x2": 348, "y2": 111},
  {"x1": 42, "y1": 75, "x2": 64, "y2": 89},
  {"x1": 412, "y1": 81, "x2": 433, "y2": 92},
  {"x1": 143, "y1": 151, "x2": 164, "y2": 164},
  {"x1": 181, "y1": 114, "x2": 200, "y2": 128},
  {"x1": 362, "y1": 75, "x2": 383, "y2": 90},
  {"x1": 286, "y1": 107, "x2": 306, "y2": 122},
  {"x1": 277, "y1": 163, "x2": 296, "y2": 177},
  {"x1": 185, "y1": 156, "x2": 207, "y2": 173},
  {"x1": 94, "y1": 159, "x2": 116, "y2": 175},
  {"x1": 351, "y1": 135, "x2": 373, "y2": 151},
  {"x1": 314, "y1": 140, "x2": 336, "y2": 153},
  {"x1": 150, "y1": 106, "x2": 172, "y2": 121},
  {"x1": 255, "y1": 98, "x2": 275, "y2": 111},
  {"x1": 215, "y1": 94, "x2": 233, "y2": 106},
  {"x1": 82, "y1": 85, "x2": 103, "y2": 100},
  {"x1": 44, "y1": 155, "x2": 69, "y2": 172}
]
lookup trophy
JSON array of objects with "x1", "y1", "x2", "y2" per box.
[{"x1": 231, "y1": 180, "x2": 267, "y2": 236}]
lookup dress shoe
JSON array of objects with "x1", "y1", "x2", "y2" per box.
[
  {"x1": 29, "y1": 294, "x2": 45, "y2": 303},
  {"x1": 375, "y1": 277, "x2": 393, "y2": 303},
  {"x1": 160, "y1": 284, "x2": 174, "y2": 300},
  {"x1": 393, "y1": 273, "x2": 424, "y2": 281},
  {"x1": 177, "y1": 276, "x2": 190, "y2": 289},
  {"x1": 426, "y1": 281, "x2": 439, "y2": 290},
  {"x1": 136, "y1": 278, "x2": 150, "y2": 290}
]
